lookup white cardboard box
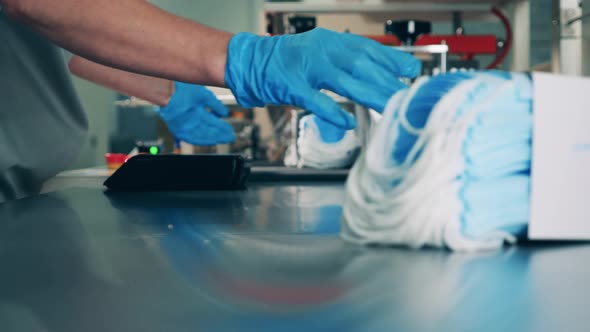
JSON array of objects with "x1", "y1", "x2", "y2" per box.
[{"x1": 528, "y1": 73, "x2": 590, "y2": 240}]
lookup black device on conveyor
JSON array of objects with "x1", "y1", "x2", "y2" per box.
[{"x1": 104, "y1": 154, "x2": 250, "y2": 191}]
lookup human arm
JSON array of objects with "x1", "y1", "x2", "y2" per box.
[
  {"x1": 68, "y1": 55, "x2": 235, "y2": 145},
  {"x1": 2, "y1": 0, "x2": 421, "y2": 129},
  {"x1": 68, "y1": 55, "x2": 174, "y2": 106},
  {"x1": 1, "y1": 0, "x2": 230, "y2": 86}
]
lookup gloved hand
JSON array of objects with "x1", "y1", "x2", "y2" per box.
[
  {"x1": 156, "y1": 82, "x2": 236, "y2": 146},
  {"x1": 225, "y1": 28, "x2": 421, "y2": 130},
  {"x1": 313, "y1": 116, "x2": 348, "y2": 143}
]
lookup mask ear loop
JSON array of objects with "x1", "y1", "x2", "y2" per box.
[
  {"x1": 341, "y1": 89, "x2": 408, "y2": 235},
  {"x1": 372, "y1": 81, "x2": 484, "y2": 246},
  {"x1": 361, "y1": 78, "x2": 430, "y2": 195},
  {"x1": 343, "y1": 87, "x2": 417, "y2": 242},
  {"x1": 343, "y1": 76, "x2": 520, "y2": 250},
  {"x1": 345, "y1": 77, "x2": 485, "y2": 247},
  {"x1": 344, "y1": 77, "x2": 444, "y2": 243},
  {"x1": 407, "y1": 79, "x2": 513, "y2": 250},
  {"x1": 359, "y1": 89, "x2": 412, "y2": 201},
  {"x1": 386, "y1": 80, "x2": 484, "y2": 199},
  {"x1": 395, "y1": 76, "x2": 431, "y2": 136},
  {"x1": 344, "y1": 79, "x2": 480, "y2": 247}
]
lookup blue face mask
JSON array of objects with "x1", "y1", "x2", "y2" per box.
[
  {"x1": 391, "y1": 72, "x2": 474, "y2": 164},
  {"x1": 457, "y1": 73, "x2": 533, "y2": 241},
  {"x1": 342, "y1": 71, "x2": 534, "y2": 251}
]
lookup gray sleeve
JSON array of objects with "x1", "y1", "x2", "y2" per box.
[{"x1": 61, "y1": 49, "x2": 74, "y2": 64}]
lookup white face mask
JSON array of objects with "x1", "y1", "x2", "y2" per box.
[
  {"x1": 342, "y1": 72, "x2": 533, "y2": 252},
  {"x1": 295, "y1": 114, "x2": 362, "y2": 170}
]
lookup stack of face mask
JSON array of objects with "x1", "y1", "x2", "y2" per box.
[
  {"x1": 342, "y1": 72, "x2": 533, "y2": 251},
  {"x1": 295, "y1": 114, "x2": 361, "y2": 169}
]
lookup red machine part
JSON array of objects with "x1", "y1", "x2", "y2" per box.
[
  {"x1": 365, "y1": 7, "x2": 513, "y2": 69},
  {"x1": 269, "y1": 7, "x2": 512, "y2": 69},
  {"x1": 414, "y1": 35, "x2": 497, "y2": 55},
  {"x1": 364, "y1": 34, "x2": 401, "y2": 46},
  {"x1": 105, "y1": 153, "x2": 129, "y2": 170},
  {"x1": 487, "y1": 7, "x2": 513, "y2": 69}
]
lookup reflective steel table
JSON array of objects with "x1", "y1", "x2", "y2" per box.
[{"x1": 1, "y1": 183, "x2": 590, "y2": 332}]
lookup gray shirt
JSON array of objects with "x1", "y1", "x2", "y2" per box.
[{"x1": 0, "y1": 11, "x2": 88, "y2": 204}]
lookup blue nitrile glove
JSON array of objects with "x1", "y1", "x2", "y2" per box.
[
  {"x1": 225, "y1": 28, "x2": 422, "y2": 130},
  {"x1": 156, "y1": 82, "x2": 236, "y2": 146},
  {"x1": 314, "y1": 116, "x2": 348, "y2": 143}
]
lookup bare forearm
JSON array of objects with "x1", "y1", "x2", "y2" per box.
[
  {"x1": 1, "y1": 0, "x2": 231, "y2": 86},
  {"x1": 69, "y1": 56, "x2": 173, "y2": 106}
]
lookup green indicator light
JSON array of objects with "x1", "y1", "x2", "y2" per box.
[{"x1": 149, "y1": 146, "x2": 159, "y2": 155}]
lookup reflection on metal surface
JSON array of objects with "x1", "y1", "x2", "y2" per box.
[
  {"x1": 394, "y1": 45, "x2": 449, "y2": 54},
  {"x1": 529, "y1": 246, "x2": 590, "y2": 332},
  {"x1": 0, "y1": 187, "x2": 589, "y2": 331},
  {"x1": 104, "y1": 183, "x2": 344, "y2": 235},
  {"x1": 393, "y1": 45, "x2": 449, "y2": 74}
]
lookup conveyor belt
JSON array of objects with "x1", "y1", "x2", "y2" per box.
[{"x1": 3, "y1": 182, "x2": 590, "y2": 332}]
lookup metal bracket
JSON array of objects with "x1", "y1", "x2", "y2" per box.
[
  {"x1": 552, "y1": 0, "x2": 584, "y2": 75},
  {"x1": 561, "y1": 5, "x2": 583, "y2": 38}
]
